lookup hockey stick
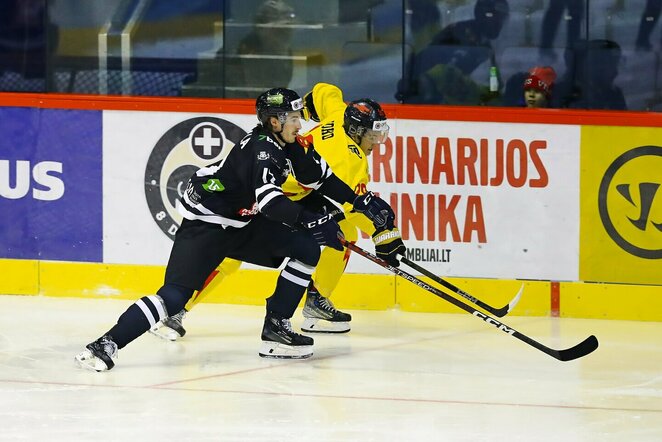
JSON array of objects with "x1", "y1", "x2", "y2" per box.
[
  {"x1": 398, "y1": 256, "x2": 522, "y2": 318},
  {"x1": 342, "y1": 239, "x2": 598, "y2": 362}
]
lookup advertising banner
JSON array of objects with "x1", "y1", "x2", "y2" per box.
[
  {"x1": 103, "y1": 111, "x2": 255, "y2": 265},
  {"x1": 103, "y1": 112, "x2": 580, "y2": 281},
  {"x1": 580, "y1": 126, "x2": 662, "y2": 285},
  {"x1": 366, "y1": 120, "x2": 581, "y2": 280},
  {"x1": 0, "y1": 107, "x2": 102, "y2": 262}
]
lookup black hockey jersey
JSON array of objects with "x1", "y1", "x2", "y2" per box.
[{"x1": 177, "y1": 125, "x2": 356, "y2": 229}]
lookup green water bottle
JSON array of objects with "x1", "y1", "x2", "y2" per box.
[{"x1": 489, "y1": 66, "x2": 499, "y2": 92}]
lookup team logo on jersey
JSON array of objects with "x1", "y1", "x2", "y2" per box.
[
  {"x1": 237, "y1": 202, "x2": 259, "y2": 216},
  {"x1": 296, "y1": 133, "x2": 312, "y2": 147},
  {"x1": 349, "y1": 144, "x2": 362, "y2": 159},
  {"x1": 144, "y1": 117, "x2": 247, "y2": 239},
  {"x1": 202, "y1": 178, "x2": 225, "y2": 193},
  {"x1": 184, "y1": 182, "x2": 201, "y2": 204},
  {"x1": 257, "y1": 151, "x2": 270, "y2": 160},
  {"x1": 598, "y1": 145, "x2": 662, "y2": 258}
]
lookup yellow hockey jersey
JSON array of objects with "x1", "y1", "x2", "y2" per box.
[{"x1": 282, "y1": 83, "x2": 375, "y2": 235}]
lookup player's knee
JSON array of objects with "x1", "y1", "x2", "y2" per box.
[
  {"x1": 156, "y1": 283, "x2": 194, "y2": 315},
  {"x1": 293, "y1": 236, "x2": 321, "y2": 267}
]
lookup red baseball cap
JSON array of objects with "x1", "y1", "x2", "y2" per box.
[{"x1": 523, "y1": 66, "x2": 557, "y2": 98}]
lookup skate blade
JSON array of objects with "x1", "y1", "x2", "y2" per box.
[
  {"x1": 259, "y1": 341, "x2": 313, "y2": 359},
  {"x1": 74, "y1": 350, "x2": 110, "y2": 372},
  {"x1": 301, "y1": 318, "x2": 350, "y2": 334},
  {"x1": 149, "y1": 324, "x2": 181, "y2": 342}
]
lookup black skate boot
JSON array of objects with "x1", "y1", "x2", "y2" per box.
[
  {"x1": 301, "y1": 287, "x2": 352, "y2": 333},
  {"x1": 150, "y1": 309, "x2": 187, "y2": 341},
  {"x1": 74, "y1": 334, "x2": 118, "y2": 372},
  {"x1": 259, "y1": 312, "x2": 314, "y2": 359}
]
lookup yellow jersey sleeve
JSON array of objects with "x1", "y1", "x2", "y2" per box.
[
  {"x1": 282, "y1": 83, "x2": 347, "y2": 201},
  {"x1": 310, "y1": 83, "x2": 347, "y2": 121}
]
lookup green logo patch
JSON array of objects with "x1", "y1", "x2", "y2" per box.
[
  {"x1": 266, "y1": 93, "x2": 284, "y2": 105},
  {"x1": 202, "y1": 178, "x2": 225, "y2": 192}
]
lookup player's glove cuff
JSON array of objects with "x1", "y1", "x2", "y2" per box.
[{"x1": 372, "y1": 227, "x2": 406, "y2": 267}]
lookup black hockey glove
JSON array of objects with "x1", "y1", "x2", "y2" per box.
[
  {"x1": 372, "y1": 227, "x2": 406, "y2": 267},
  {"x1": 303, "y1": 91, "x2": 320, "y2": 122},
  {"x1": 351, "y1": 191, "x2": 395, "y2": 231},
  {"x1": 298, "y1": 210, "x2": 344, "y2": 251}
]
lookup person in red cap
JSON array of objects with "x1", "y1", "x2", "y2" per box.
[{"x1": 523, "y1": 66, "x2": 556, "y2": 108}]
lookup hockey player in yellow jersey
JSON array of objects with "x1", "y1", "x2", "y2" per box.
[{"x1": 150, "y1": 83, "x2": 406, "y2": 340}]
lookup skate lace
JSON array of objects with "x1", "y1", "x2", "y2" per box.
[
  {"x1": 100, "y1": 337, "x2": 118, "y2": 359},
  {"x1": 281, "y1": 318, "x2": 294, "y2": 333},
  {"x1": 171, "y1": 309, "x2": 186, "y2": 324},
  {"x1": 317, "y1": 296, "x2": 339, "y2": 313}
]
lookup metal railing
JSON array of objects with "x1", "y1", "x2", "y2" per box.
[{"x1": 98, "y1": 0, "x2": 151, "y2": 95}]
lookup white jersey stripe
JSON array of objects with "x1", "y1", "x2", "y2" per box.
[
  {"x1": 297, "y1": 181, "x2": 323, "y2": 190},
  {"x1": 256, "y1": 183, "x2": 279, "y2": 198},
  {"x1": 182, "y1": 191, "x2": 216, "y2": 215},
  {"x1": 257, "y1": 190, "x2": 283, "y2": 211},
  {"x1": 287, "y1": 259, "x2": 314, "y2": 275},
  {"x1": 136, "y1": 299, "x2": 157, "y2": 327},
  {"x1": 195, "y1": 164, "x2": 222, "y2": 177},
  {"x1": 146, "y1": 295, "x2": 167, "y2": 321},
  {"x1": 280, "y1": 269, "x2": 310, "y2": 287},
  {"x1": 177, "y1": 201, "x2": 249, "y2": 228}
]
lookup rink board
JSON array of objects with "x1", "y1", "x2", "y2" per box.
[
  {"x1": 1, "y1": 94, "x2": 661, "y2": 320},
  {"x1": 2, "y1": 259, "x2": 661, "y2": 321}
]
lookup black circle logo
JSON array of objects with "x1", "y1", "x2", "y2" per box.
[
  {"x1": 598, "y1": 145, "x2": 662, "y2": 259},
  {"x1": 144, "y1": 117, "x2": 247, "y2": 239}
]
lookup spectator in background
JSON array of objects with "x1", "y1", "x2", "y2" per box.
[
  {"x1": 0, "y1": 0, "x2": 58, "y2": 91},
  {"x1": 227, "y1": 0, "x2": 296, "y2": 97},
  {"x1": 553, "y1": 39, "x2": 626, "y2": 110},
  {"x1": 636, "y1": 0, "x2": 662, "y2": 51},
  {"x1": 502, "y1": 66, "x2": 556, "y2": 108},
  {"x1": 405, "y1": 0, "x2": 442, "y2": 52},
  {"x1": 523, "y1": 66, "x2": 556, "y2": 108},
  {"x1": 397, "y1": 0, "x2": 510, "y2": 104},
  {"x1": 539, "y1": 0, "x2": 585, "y2": 62}
]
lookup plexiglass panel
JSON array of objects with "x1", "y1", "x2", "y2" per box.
[{"x1": 0, "y1": 0, "x2": 660, "y2": 111}]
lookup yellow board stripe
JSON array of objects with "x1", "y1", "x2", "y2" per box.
[
  {"x1": 0, "y1": 259, "x2": 39, "y2": 295},
  {"x1": 1, "y1": 259, "x2": 660, "y2": 321},
  {"x1": 560, "y1": 281, "x2": 662, "y2": 321}
]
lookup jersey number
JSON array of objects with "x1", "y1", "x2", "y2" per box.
[{"x1": 262, "y1": 167, "x2": 276, "y2": 184}]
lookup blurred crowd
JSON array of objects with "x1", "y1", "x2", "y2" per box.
[{"x1": 1, "y1": 0, "x2": 660, "y2": 111}]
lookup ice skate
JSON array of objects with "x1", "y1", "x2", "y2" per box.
[
  {"x1": 259, "y1": 313, "x2": 313, "y2": 359},
  {"x1": 301, "y1": 289, "x2": 351, "y2": 333},
  {"x1": 149, "y1": 309, "x2": 187, "y2": 341},
  {"x1": 74, "y1": 334, "x2": 118, "y2": 372}
]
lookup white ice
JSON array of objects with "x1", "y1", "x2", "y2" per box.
[{"x1": 1, "y1": 295, "x2": 661, "y2": 441}]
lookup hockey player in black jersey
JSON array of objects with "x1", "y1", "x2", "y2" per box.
[{"x1": 75, "y1": 87, "x2": 398, "y2": 371}]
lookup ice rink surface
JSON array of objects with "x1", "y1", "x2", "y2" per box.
[{"x1": 1, "y1": 294, "x2": 661, "y2": 441}]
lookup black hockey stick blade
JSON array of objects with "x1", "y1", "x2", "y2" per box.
[
  {"x1": 342, "y1": 239, "x2": 599, "y2": 362},
  {"x1": 399, "y1": 256, "x2": 522, "y2": 317},
  {"x1": 554, "y1": 335, "x2": 599, "y2": 362}
]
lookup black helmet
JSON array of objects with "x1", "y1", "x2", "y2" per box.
[
  {"x1": 343, "y1": 99, "x2": 389, "y2": 144},
  {"x1": 256, "y1": 88, "x2": 304, "y2": 126}
]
